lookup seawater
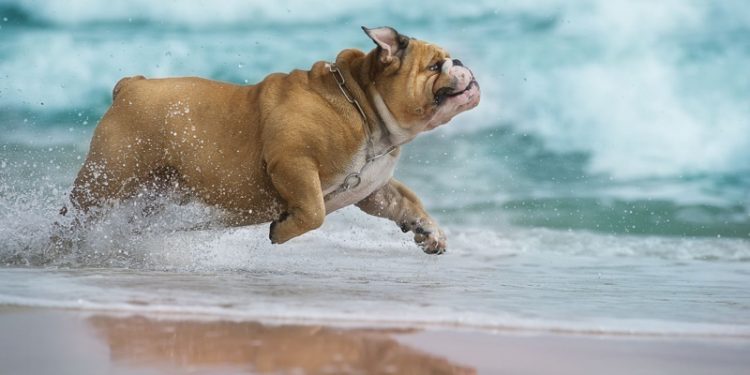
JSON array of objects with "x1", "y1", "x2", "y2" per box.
[{"x1": 0, "y1": 0, "x2": 749, "y2": 336}]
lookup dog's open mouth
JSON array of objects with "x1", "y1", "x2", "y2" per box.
[{"x1": 434, "y1": 79, "x2": 479, "y2": 105}]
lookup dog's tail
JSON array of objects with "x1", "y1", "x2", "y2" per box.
[{"x1": 112, "y1": 75, "x2": 146, "y2": 100}]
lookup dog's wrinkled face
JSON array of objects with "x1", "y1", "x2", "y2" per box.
[{"x1": 364, "y1": 26, "x2": 480, "y2": 135}]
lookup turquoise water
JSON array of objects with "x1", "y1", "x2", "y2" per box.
[{"x1": 1, "y1": 0, "x2": 749, "y2": 336}]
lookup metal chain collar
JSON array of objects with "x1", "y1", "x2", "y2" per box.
[{"x1": 325, "y1": 63, "x2": 398, "y2": 200}]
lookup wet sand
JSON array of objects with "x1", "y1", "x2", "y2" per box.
[{"x1": 0, "y1": 308, "x2": 747, "y2": 375}]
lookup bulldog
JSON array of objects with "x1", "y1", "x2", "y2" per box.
[{"x1": 67, "y1": 26, "x2": 480, "y2": 254}]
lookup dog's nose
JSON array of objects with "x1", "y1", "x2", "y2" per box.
[{"x1": 452, "y1": 59, "x2": 463, "y2": 67}]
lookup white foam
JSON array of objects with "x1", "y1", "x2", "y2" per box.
[
  {"x1": 1, "y1": 268, "x2": 749, "y2": 338},
  {"x1": 1, "y1": 198, "x2": 749, "y2": 337},
  {"x1": 449, "y1": 0, "x2": 750, "y2": 179},
  {"x1": 514, "y1": 57, "x2": 750, "y2": 178},
  {"x1": 14, "y1": 0, "x2": 498, "y2": 26},
  {"x1": 3, "y1": 295, "x2": 749, "y2": 338}
]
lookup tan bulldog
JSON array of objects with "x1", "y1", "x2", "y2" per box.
[{"x1": 67, "y1": 26, "x2": 480, "y2": 254}]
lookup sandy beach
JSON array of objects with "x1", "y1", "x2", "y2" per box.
[{"x1": 1, "y1": 307, "x2": 747, "y2": 375}]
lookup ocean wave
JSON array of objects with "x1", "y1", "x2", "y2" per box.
[
  {"x1": 1, "y1": 218, "x2": 749, "y2": 338},
  {"x1": 8, "y1": 0, "x2": 503, "y2": 28},
  {"x1": 2, "y1": 0, "x2": 749, "y2": 181},
  {"x1": 1, "y1": 195, "x2": 748, "y2": 337},
  {"x1": 2, "y1": 292, "x2": 749, "y2": 338},
  {"x1": 9, "y1": 0, "x2": 748, "y2": 31},
  {"x1": 1, "y1": 190, "x2": 748, "y2": 269},
  {"x1": 1, "y1": 0, "x2": 748, "y2": 222}
]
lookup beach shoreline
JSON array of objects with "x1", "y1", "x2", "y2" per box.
[{"x1": 1, "y1": 307, "x2": 747, "y2": 375}]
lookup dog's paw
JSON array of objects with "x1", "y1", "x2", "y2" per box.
[
  {"x1": 413, "y1": 225, "x2": 446, "y2": 255},
  {"x1": 269, "y1": 212, "x2": 290, "y2": 244}
]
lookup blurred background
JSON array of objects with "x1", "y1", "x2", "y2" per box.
[{"x1": 1, "y1": 0, "x2": 748, "y2": 245}]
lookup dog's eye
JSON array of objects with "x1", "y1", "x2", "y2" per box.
[{"x1": 428, "y1": 62, "x2": 441, "y2": 72}]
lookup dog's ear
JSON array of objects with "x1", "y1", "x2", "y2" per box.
[{"x1": 362, "y1": 26, "x2": 409, "y2": 64}]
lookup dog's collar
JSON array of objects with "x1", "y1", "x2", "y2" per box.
[{"x1": 325, "y1": 63, "x2": 398, "y2": 199}]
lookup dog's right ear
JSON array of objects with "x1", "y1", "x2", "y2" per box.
[{"x1": 362, "y1": 26, "x2": 410, "y2": 64}]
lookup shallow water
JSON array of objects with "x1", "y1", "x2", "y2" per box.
[
  {"x1": 1, "y1": 207, "x2": 749, "y2": 337},
  {"x1": 1, "y1": 0, "x2": 749, "y2": 337}
]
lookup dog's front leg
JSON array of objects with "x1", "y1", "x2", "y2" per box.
[
  {"x1": 356, "y1": 178, "x2": 446, "y2": 254},
  {"x1": 267, "y1": 157, "x2": 325, "y2": 244}
]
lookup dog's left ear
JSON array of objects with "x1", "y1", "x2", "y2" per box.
[{"x1": 362, "y1": 26, "x2": 409, "y2": 64}]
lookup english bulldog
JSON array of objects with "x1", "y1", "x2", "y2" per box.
[{"x1": 67, "y1": 26, "x2": 480, "y2": 254}]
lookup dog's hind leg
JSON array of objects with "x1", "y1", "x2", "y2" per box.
[{"x1": 69, "y1": 110, "x2": 161, "y2": 215}]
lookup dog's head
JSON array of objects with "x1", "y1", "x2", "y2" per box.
[{"x1": 363, "y1": 26, "x2": 480, "y2": 136}]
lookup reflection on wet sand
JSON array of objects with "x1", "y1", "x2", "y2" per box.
[{"x1": 89, "y1": 315, "x2": 475, "y2": 374}]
